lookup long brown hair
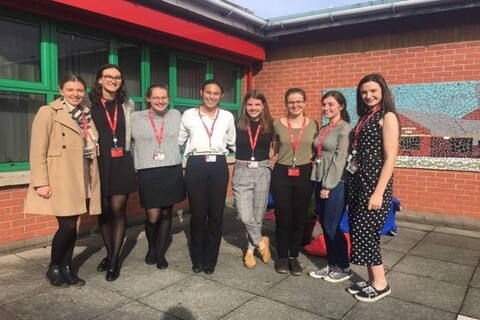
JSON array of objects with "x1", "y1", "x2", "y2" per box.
[{"x1": 237, "y1": 89, "x2": 274, "y2": 134}]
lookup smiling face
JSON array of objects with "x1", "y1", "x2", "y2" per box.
[
  {"x1": 285, "y1": 92, "x2": 306, "y2": 117},
  {"x1": 360, "y1": 81, "x2": 383, "y2": 109},
  {"x1": 60, "y1": 81, "x2": 86, "y2": 106},
  {"x1": 147, "y1": 87, "x2": 169, "y2": 113},
  {"x1": 246, "y1": 98, "x2": 264, "y2": 121},
  {"x1": 200, "y1": 83, "x2": 223, "y2": 111},
  {"x1": 98, "y1": 67, "x2": 123, "y2": 97},
  {"x1": 321, "y1": 96, "x2": 343, "y2": 123}
]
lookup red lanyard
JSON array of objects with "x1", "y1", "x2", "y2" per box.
[
  {"x1": 316, "y1": 118, "x2": 343, "y2": 157},
  {"x1": 100, "y1": 99, "x2": 118, "y2": 137},
  {"x1": 287, "y1": 117, "x2": 307, "y2": 156},
  {"x1": 352, "y1": 104, "x2": 382, "y2": 149},
  {"x1": 198, "y1": 107, "x2": 219, "y2": 145},
  {"x1": 148, "y1": 109, "x2": 165, "y2": 146},
  {"x1": 247, "y1": 122, "x2": 261, "y2": 158},
  {"x1": 81, "y1": 114, "x2": 89, "y2": 140}
]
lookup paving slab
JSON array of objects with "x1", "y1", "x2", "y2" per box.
[
  {"x1": 222, "y1": 296, "x2": 329, "y2": 320},
  {"x1": 87, "y1": 263, "x2": 190, "y2": 299},
  {"x1": 0, "y1": 307, "x2": 22, "y2": 320},
  {"x1": 200, "y1": 257, "x2": 283, "y2": 295},
  {"x1": 396, "y1": 220, "x2": 436, "y2": 232},
  {"x1": 411, "y1": 241, "x2": 480, "y2": 266},
  {"x1": 140, "y1": 276, "x2": 255, "y2": 320},
  {"x1": 381, "y1": 248, "x2": 406, "y2": 270},
  {"x1": 263, "y1": 271, "x2": 356, "y2": 319},
  {"x1": 433, "y1": 227, "x2": 480, "y2": 240},
  {"x1": 387, "y1": 270, "x2": 467, "y2": 313},
  {"x1": 381, "y1": 236, "x2": 419, "y2": 253},
  {"x1": 4, "y1": 285, "x2": 132, "y2": 320},
  {"x1": 460, "y1": 287, "x2": 480, "y2": 319},
  {"x1": 0, "y1": 254, "x2": 34, "y2": 276},
  {"x1": 422, "y1": 232, "x2": 480, "y2": 251},
  {"x1": 393, "y1": 254, "x2": 475, "y2": 285},
  {"x1": 343, "y1": 296, "x2": 456, "y2": 320},
  {"x1": 0, "y1": 266, "x2": 53, "y2": 305},
  {"x1": 471, "y1": 266, "x2": 480, "y2": 289},
  {"x1": 95, "y1": 301, "x2": 177, "y2": 320}
]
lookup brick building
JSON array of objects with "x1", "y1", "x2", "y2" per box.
[{"x1": 1, "y1": 0, "x2": 479, "y2": 251}]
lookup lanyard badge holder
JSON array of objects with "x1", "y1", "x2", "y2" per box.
[
  {"x1": 247, "y1": 123, "x2": 261, "y2": 169},
  {"x1": 101, "y1": 100, "x2": 124, "y2": 158},
  {"x1": 287, "y1": 117, "x2": 306, "y2": 177},
  {"x1": 149, "y1": 109, "x2": 166, "y2": 161},
  {"x1": 346, "y1": 150, "x2": 358, "y2": 174},
  {"x1": 199, "y1": 108, "x2": 220, "y2": 163}
]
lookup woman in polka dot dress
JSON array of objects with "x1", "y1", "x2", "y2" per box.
[{"x1": 346, "y1": 73, "x2": 400, "y2": 302}]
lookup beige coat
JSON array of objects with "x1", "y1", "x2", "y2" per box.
[{"x1": 24, "y1": 99, "x2": 101, "y2": 216}]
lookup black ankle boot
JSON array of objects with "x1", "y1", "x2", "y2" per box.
[
  {"x1": 106, "y1": 260, "x2": 120, "y2": 282},
  {"x1": 46, "y1": 264, "x2": 69, "y2": 287},
  {"x1": 62, "y1": 265, "x2": 86, "y2": 286},
  {"x1": 156, "y1": 255, "x2": 168, "y2": 270},
  {"x1": 145, "y1": 248, "x2": 156, "y2": 265}
]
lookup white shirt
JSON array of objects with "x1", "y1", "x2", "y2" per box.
[{"x1": 179, "y1": 107, "x2": 236, "y2": 158}]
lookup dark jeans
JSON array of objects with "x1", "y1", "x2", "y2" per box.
[
  {"x1": 315, "y1": 181, "x2": 349, "y2": 269},
  {"x1": 185, "y1": 155, "x2": 229, "y2": 268},
  {"x1": 271, "y1": 163, "x2": 313, "y2": 259}
]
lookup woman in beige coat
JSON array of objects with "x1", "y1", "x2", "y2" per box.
[{"x1": 24, "y1": 74, "x2": 101, "y2": 287}]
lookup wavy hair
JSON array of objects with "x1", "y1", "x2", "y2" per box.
[
  {"x1": 237, "y1": 89, "x2": 274, "y2": 134},
  {"x1": 321, "y1": 90, "x2": 350, "y2": 123},
  {"x1": 89, "y1": 64, "x2": 128, "y2": 106}
]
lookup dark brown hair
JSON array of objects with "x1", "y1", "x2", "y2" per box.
[{"x1": 237, "y1": 89, "x2": 274, "y2": 134}]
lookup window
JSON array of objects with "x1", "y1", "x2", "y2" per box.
[
  {"x1": 0, "y1": 92, "x2": 45, "y2": 165},
  {"x1": 400, "y1": 136, "x2": 420, "y2": 150},
  {"x1": 177, "y1": 57, "x2": 206, "y2": 99},
  {"x1": 118, "y1": 40, "x2": 141, "y2": 97},
  {"x1": 213, "y1": 63, "x2": 237, "y2": 103},
  {"x1": 57, "y1": 31, "x2": 108, "y2": 86},
  {"x1": 150, "y1": 46, "x2": 169, "y2": 85},
  {"x1": 451, "y1": 138, "x2": 472, "y2": 153},
  {"x1": 0, "y1": 19, "x2": 40, "y2": 82}
]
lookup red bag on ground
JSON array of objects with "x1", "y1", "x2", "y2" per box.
[{"x1": 304, "y1": 233, "x2": 351, "y2": 257}]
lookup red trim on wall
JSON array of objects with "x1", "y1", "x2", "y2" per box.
[{"x1": 1, "y1": 0, "x2": 266, "y2": 62}]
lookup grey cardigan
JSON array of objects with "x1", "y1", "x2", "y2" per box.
[
  {"x1": 310, "y1": 121, "x2": 352, "y2": 190},
  {"x1": 131, "y1": 108, "x2": 183, "y2": 170}
]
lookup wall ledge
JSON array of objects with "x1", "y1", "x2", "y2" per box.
[{"x1": 396, "y1": 156, "x2": 480, "y2": 172}]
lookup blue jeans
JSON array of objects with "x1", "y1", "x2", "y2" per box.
[{"x1": 315, "y1": 181, "x2": 349, "y2": 269}]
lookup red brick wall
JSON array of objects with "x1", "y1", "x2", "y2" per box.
[
  {"x1": 394, "y1": 168, "x2": 479, "y2": 217},
  {"x1": 253, "y1": 39, "x2": 480, "y2": 222}
]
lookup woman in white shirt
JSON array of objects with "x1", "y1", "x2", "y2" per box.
[{"x1": 179, "y1": 79, "x2": 235, "y2": 275}]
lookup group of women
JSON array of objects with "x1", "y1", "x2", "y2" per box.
[{"x1": 24, "y1": 68, "x2": 399, "y2": 303}]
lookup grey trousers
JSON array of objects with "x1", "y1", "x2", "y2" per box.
[{"x1": 232, "y1": 160, "x2": 271, "y2": 251}]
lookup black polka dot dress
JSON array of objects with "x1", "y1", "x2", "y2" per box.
[{"x1": 347, "y1": 108, "x2": 393, "y2": 266}]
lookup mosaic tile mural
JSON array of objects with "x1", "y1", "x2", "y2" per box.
[{"x1": 324, "y1": 81, "x2": 480, "y2": 171}]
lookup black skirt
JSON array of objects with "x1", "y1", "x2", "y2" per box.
[{"x1": 137, "y1": 164, "x2": 186, "y2": 208}]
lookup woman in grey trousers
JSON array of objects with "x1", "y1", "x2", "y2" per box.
[{"x1": 233, "y1": 90, "x2": 274, "y2": 269}]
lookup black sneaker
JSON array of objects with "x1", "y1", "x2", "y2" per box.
[
  {"x1": 274, "y1": 258, "x2": 289, "y2": 274},
  {"x1": 355, "y1": 284, "x2": 391, "y2": 302},
  {"x1": 347, "y1": 281, "x2": 369, "y2": 294},
  {"x1": 288, "y1": 258, "x2": 302, "y2": 276}
]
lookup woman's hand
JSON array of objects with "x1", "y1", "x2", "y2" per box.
[
  {"x1": 368, "y1": 192, "x2": 383, "y2": 210},
  {"x1": 35, "y1": 186, "x2": 52, "y2": 199},
  {"x1": 320, "y1": 189, "x2": 330, "y2": 199}
]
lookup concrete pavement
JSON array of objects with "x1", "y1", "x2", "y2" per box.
[{"x1": 1, "y1": 205, "x2": 479, "y2": 320}]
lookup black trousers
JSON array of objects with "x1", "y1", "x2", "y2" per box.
[
  {"x1": 270, "y1": 163, "x2": 313, "y2": 259},
  {"x1": 185, "y1": 155, "x2": 229, "y2": 267}
]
